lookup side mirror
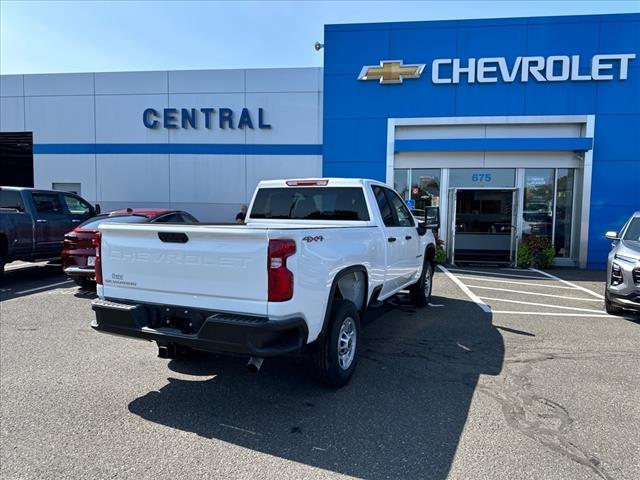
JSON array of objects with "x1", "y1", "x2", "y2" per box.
[
  {"x1": 94, "y1": 204, "x2": 101, "y2": 215},
  {"x1": 605, "y1": 231, "x2": 619, "y2": 240},
  {"x1": 425, "y1": 206, "x2": 440, "y2": 230},
  {"x1": 417, "y1": 222, "x2": 427, "y2": 236}
]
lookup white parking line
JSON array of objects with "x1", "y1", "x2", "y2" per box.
[
  {"x1": 15, "y1": 280, "x2": 73, "y2": 295},
  {"x1": 492, "y1": 310, "x2": 612, "y2": 318},
  {"x1": 465, "y1": 284, "x2": 601, "y2": 302},
  {"x1": 438, "y1": 265, "x2": 491, "y2": 313},
  {"x1": 529, "y1": 268, "x2": 604, "y2": 299},
  {"x1": 478, "y1": 296, "x2": 604, "y2": 313},
  {"x1": 447, "y1": 268, "x2": 552, "y2": 280},
  {"x1": 454, "y1": 275, "x2": 580, "y2": 290}
]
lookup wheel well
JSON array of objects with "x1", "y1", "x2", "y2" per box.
[
  {"x1": 334, "y1": 269, "x2": 367, "y2": 314},
  {"x1": 319, "y1": 266, "x2": 368, "y2": 340},
  {"x1": 426, "y1": 244, "x2": 436, "y2": 267}
]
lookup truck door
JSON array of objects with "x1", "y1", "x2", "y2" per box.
[
  {"x1": 31, "y1": 192, "x2": 73, "y2": 254},
  {"x1": 0, "y1": 189, "x2": 33, "y2": 257},
  {"x1": 372, "y1": 186, "x2": 419, "y2": 296},
  {"x1": 384, "y1": 188, "x2": 421, "y2": 286}
]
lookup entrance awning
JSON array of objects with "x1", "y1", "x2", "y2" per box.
[{"x1": 394, "y1": 137, "x2": 593, "y2": 153}]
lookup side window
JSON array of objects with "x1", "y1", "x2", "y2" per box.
[
  {"x1": 177, "y1": 213, "x2": 198, "y2": 224},
  {"x1": 153, "y1": 213, "x2": 179, "y2": 223},
  {"x1": 63, "y1": 194, "x2": 91, "y2": 215},
  {"x1": 32, "y1": 193, "x2": 63, "y2": 214},
  {"x1": 386, "y1": 189, "x2": 415, "y2": 227},
  {"x1": 0, "y1": 190, "x2": 24, "y2": 211},
  {"x1": 372, "y1": 186, "x2": 396, "y2": 227}
]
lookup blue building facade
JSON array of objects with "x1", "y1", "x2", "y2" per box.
[{"x1": 323, "y1": 13, "x2": 640, "y2": 269}]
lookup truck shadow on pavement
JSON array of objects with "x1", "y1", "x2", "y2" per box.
[
  {"x1": 0, "y1": 262, "x2": 70, "y2": 301},
  {"x1": 128, "y1": 294, "x2": 504, "y2": 480}
]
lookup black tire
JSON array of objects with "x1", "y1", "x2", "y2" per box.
[
  {"x1": 313, "y1": 299, "x2": 361, "y2": 388},
  {"x1": 409, "y1": 259, "x2": 434, "y2": 307},
  {"x1": 604, "y1": 288, "x2": 623, "y2": 315},
  {"x1": 73, "y1": 276, "x2": 94, "y2": 289}
]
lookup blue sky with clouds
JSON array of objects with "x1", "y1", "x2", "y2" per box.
[{"x1": 1, "y1": 0, "x2": 638, "y2": 74}]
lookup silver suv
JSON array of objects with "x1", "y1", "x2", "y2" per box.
[{"x1": 605, "y1": 212, "x2": 640, "y2": 314}]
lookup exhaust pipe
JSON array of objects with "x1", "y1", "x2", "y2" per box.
[{"x1": 246, "y1": 357, "x2": 264, "y2": 374}]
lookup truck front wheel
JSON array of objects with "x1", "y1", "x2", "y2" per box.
[
  {"x1": 409, "y1": 260, "x2": 434, "y2": 307},
  {"x1": 313, "y1": 299, "x2": 361, "y2": 387}
]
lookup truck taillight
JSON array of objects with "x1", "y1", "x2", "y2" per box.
[
  {"x1": 285, "y1": 179, "x2": 328, "y2": 186},
  {"x1": 93, "y1": 232, "x2": 103, "y2": 285},
  {"x1": 268, "y1": 239, "x2": 295, "y2": 302}
]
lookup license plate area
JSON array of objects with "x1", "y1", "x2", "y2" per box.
[{"x1": 87, "y1": 256, "x2": 96, "y2": 267}]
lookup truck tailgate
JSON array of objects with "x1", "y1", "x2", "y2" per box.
[{"x1": 99, "y1": 224, "x2": 269, "y2": 315}]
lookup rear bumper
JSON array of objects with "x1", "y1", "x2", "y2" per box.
[
  {"x1": 65, "y1": 266, "x2": 94, "y2": 277},
  {"x1": 91, "y1": 298, "x2": 308, "y2": 357}
]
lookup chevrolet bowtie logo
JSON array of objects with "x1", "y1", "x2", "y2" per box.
[{"x1": 358, "y1": 60, "x2": 425, "y2": 84}]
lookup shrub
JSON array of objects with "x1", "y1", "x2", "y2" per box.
[
  {"x1": 435, "y1": 245, "x2": 446, "y2": 263},
  {"x1": 518, "y1": 236, "x2": 556, "y2": 269},
  {"x1": 517, "y1": 243, "x2": 532, "y2": 268}
]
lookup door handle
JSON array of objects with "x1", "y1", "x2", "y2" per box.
[
  {"x1": 405, "y1": 235, "x2": 413, "y2": 240},
  {"x1": 388, "y1": 237, "x2": 397, "y2": 243},
  {"x1": 72, "y1": 219, "x2": 81, "y2": 223},
  {"x1": 36, "y1": 219, "x2": 47, "y2": 223}
]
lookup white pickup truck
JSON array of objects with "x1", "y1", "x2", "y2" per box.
[{"x1": 91, "y1": 178, "x2": 438, "y2": 386}]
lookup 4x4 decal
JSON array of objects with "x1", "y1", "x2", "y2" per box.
[{"x1": 302, "y1": 235, "x2": 324, "y2": 243}]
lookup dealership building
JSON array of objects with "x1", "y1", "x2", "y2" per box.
[{"x1": 1, "y1": 13, "x2": 638, "y2": 269}]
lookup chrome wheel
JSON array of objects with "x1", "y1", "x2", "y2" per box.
[
  {"x1": 337, "y1": 316, "x2": 357, "y2": 370},
  {"x1": 424, "y1": 264, "x2": 432, "y2": 297}
]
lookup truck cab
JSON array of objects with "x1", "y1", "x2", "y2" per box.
[{"x1": 0, "y1": 186, "x2": 96, "y2": 273}]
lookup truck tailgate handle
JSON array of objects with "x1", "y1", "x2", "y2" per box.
[
  {"x1": 388, "y1": 237, "x2": 397, "y2": 243},
  {"x1": 158, "y1": 232, "x2": 189, "y2": 243}
]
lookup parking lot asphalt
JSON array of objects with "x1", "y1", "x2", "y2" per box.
[{"x1": 1, "y1": 262, "x2": 639, "y2": 480}]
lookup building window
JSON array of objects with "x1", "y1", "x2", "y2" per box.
[
  {"x1": 410, "y1": 169, "x2": 440, "y2": 210},
  {"x1": 554, "y1": 168, "x2": 575, "y2": 258},
  {"x1": 393, "y1": 169, "x2": 410, "y2": 200},
  {"x1": 522, "y1": 168, "x2": 575, "y2": 258},
  {"x1": 523, "y1": 169, "x2": 554, "y2": 242}
]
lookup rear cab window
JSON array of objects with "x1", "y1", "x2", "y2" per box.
[
  {"x1": 0, "y1": 190, "x2": 25, "y2": 211},
  {"x1": 32, "y1": 193, "x2": 63, "y2": 214},
  {"x1": 250, "y1": 187, "x2": 370, "y2": 221}
]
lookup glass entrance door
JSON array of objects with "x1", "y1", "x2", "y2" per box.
[{"x1": 450, "y1": 189, "x2": 516, "y2": 265}]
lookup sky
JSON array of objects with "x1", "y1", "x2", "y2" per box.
[{"x1": 1, "y1": 0, "x2": 639, "y2": 74}]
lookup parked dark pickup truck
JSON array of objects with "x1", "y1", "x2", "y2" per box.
[{"x1": 0, "y1": 186, "x2": 97, "y2": 275}]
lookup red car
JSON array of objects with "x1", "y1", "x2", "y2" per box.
[{"x1": 62, "y1": 209, "x2": 198, "y2": 287}]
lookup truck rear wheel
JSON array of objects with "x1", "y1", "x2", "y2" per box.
[
  {"x1": 313, "y1": 299, "x2": 360, "y2": 387},
  {"x1": 409, "y1": 260, "x2": 433, "y2": 307}
]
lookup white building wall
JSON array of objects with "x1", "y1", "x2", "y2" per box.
[{"x1": 1, "y1": 68, "x2": 323, "y2": 222}]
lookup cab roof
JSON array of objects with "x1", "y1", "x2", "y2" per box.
[{"x1": 255, "y1": 178, "x2": 385, "y2": 188}]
